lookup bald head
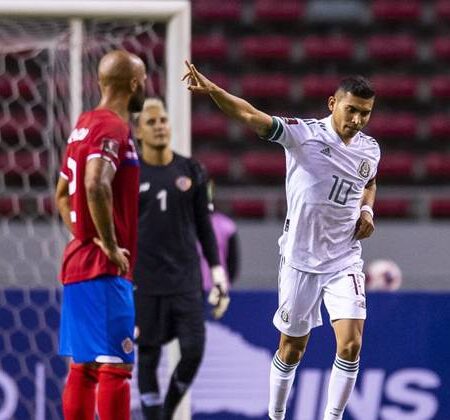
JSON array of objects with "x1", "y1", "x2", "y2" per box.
[
  {"x1": 97, "y1": 49, "x2": 147, "y2": 113},
  {"x1": 98, "y1": 49, "x2": 145, "y2": 89}
]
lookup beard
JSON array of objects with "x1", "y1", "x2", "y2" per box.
[{"x1": 128, "y1": 84, "x2": 146, "y2": 113}]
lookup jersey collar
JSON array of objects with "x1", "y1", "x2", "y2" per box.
[{"x1": 324, "y1": 115, "x2": 360, "y2": 147}]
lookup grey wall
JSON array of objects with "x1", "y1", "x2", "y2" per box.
[{"x1": 235, "y1": 221, "x2": 450, "y2": 291}]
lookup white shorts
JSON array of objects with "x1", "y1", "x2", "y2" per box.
[{"x1": 273, "y1": 258, "x2": 366, "y2": 337}]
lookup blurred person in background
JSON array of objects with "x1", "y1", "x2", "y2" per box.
[
  {"x1": 199, "y1": 180, "x2": 240, "y2": 296},
  {"x1": 55, "y1": 50, "x2": 146, "y2": 420},
  {"x1": 184, "y1": 62, "x2": 380, "y2": 420},
  {"x1": 133, "y1": 97, "x2": 229, "y2": 419}
]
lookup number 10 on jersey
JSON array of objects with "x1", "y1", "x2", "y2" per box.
[{"x1": 328, "y1": 175, "x2": 354, "y2": 205}]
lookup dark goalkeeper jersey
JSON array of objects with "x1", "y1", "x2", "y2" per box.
[{"x1": 134, "y1": 153, "x2": 220, "y2": 295}]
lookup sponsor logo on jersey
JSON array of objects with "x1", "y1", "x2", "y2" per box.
[
  {"x1": 320, "y1": 147, "x2": 332, "y2": 157},
  {"x1": 101, "y1": 138, "x2": 119, "y2": 159},
  {"x1": 358, "y1": 159, "x2": 371, "y2": 178},
  {"x1": 283, "y1": 117, "x2": 298, "y2": 125},
  {"x1": 67, "y1": 128, "x2": 89, "y2": 143},
  {"x1": 280, "y1": 309, "x2": 289, "y2": 323},
  {"x1": 122, "y1": 337, "x2": 134, "y2": 354},
  {"x1": 139, "y1": 182, "x2": 150, "y2": 193},
  {"x1": 175, "y1": 176, "x2": 192, "y2": 192}
]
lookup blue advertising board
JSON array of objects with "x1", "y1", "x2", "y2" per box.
[{"x1": 0, "y1": 289, "x2": 449, "y2": 419}]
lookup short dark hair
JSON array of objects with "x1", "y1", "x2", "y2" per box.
[{"x1": 336, "y1": 75, "x2": 375, "y2": 99}]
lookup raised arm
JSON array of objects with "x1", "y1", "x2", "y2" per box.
[{"x1": 183, "y1": 61, "x2": 273, "y2": 138}]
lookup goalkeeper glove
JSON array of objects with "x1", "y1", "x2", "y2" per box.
[{"x1": 208, "y1": 265, "x2": 230, "y2": 319}]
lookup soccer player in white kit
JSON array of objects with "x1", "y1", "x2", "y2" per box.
[{"x1": 184, "y1": 62, "x2": 380, "y2": 420}]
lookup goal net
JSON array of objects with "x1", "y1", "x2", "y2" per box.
[{"x1": 0, "y1": 3, "x2": 190, "y2": 419}]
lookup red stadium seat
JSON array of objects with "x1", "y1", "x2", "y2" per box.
[
  {"x1": 193, "y1": 0, "x2": 242, "y2": 21},
  {"x1": 207, "y1": 74, "x2": 231, "y2": 91},
  {"x1": 302, "y1": 36, "x2": 355, "y2": 60},
  {"x1": 371, "y1": 0, "x2": 422, "y2": 22},
  {"x1": 240, "y1": 36, "x2": 293, "y2": 61},
  {"x1": 367, "y1": 114, "x2": 418, "y2": 140},
  {"x1": 430, "y1": 76, "x2": 450, "y2": 98},
  {"x1": 435, "y1": 0, "x2": 450, "y2": 21},
  {"x1": 376, "y1": 153, "x2": 416, "y2": 181},
  {"x1": 428, "y1": 114, "x2": 450, "y2": 139},
  {"x1": 195, "y1": 151, "x2": 231, "y2": 178},
  {"x1": 374, "y1": 198, "x2": 412, "y2": 218},
  {"x1": 0, "y1": 76, "x2": 13, "y2": 98},
  {"x1": 192, "y1": 113, "x2": 228, "y2": 139},
  {"x1": 240, "y1": 150, "x2": 285, "y2": 179},
  {"x1": 254, "y1": 0, "x2": 304, "y2": 22},
  {"x1": 430, "y1": 198, "x2": 450, "y2": 218},
  {"x1": 432, "y1": 37, "x2": 450, "y2": 60},
  {"x1": 37, "y1": 195, "x2": 56, "y2": 216},
  {"x1": 300, "y1": 74, "x2": 341, "y2": 98},
  {"x1": 424, "y1": 154, "x2": 450, "y2": 179},
  {"x1": 192, "y1": 36, "x2": 228, "y2": 60},
  {"x1": 231, "y1": 198, "x2": 266, "y2": 218},
  {"x1": 372, "y1": 75, "x2": 418, "y2": 99},
  {"x1": 366, "y1": 35, "x2": 417, "y2": 61},
  {"x1": 240, "y1": 74, "x2": 291, "y2": 98},
  {"x1": 0, "y1": 196, "x2": 18, "y2": 216}
]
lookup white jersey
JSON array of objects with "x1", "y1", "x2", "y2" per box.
[{"x1": 265, "y1": 115, "x2": 380, "y2": 273}]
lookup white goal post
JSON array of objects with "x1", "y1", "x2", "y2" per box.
[{"x1": 0, "y1": 0, "x2": 192, "y2": 156}]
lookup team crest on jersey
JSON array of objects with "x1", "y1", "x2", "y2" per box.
[
  {"x1": 280, "y1": 309, "x2": 289, "y2": 323},
  {"x1": 121, "y1": 337, "x2": 133, "y2": 354},
  {"x1": 101, "y1": 138, "x2": 119, "y2": 158},
  {"x1": 358, "y1": 159, "x2": 371, "y2": 179},
  {"x1": 175, "y1": 176, "x2": 192, "y2": 192}
]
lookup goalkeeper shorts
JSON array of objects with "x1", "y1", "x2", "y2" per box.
[{"x1": 59, "y1": 275, "x2": 135, "y2": 364}]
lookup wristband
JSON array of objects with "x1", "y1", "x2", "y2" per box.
[{"x1": 360, "y1": 205, "x2": 374, "y2": 218}]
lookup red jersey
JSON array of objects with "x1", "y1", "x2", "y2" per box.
[{"x1": 59, "y1": 109, "x2": 139, "y2": 284}]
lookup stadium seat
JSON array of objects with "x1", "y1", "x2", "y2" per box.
[
  {"x1": 231, "y1": 198, "x2": 266, "y2": 218},
  {"x1": 432, "y1": 37, "x2": 450, "y2": 60},
  {"x1": 193, "y1": 0, "x2": 242, "y2": 21},
  {"x1": 367, "y1": 114, "x2": 418, "y2": 140},
  {"x1": 424, "y1": 154, "x2": 450, "y2": 180},
  {"x1": 207, "y1": 73, "x2": 231, "y2": 91},
  {"x1": 240, "y1": 74, "x2": 291, "y2": 98},
  {"x1": 371, "y1": 0, "x2": 422, "y2": 22},
  {"x1": 192, "y1": 113, "x2": 229, "y2": 139},
  {"x1": 430, "y1": 76, "x2": 450, "y2": 98},
  {"x1": 435, "y1": 0, "x2": 450, "y2": 21},
  {"x1": 195, "y1": 151, "x2": 231, "y2": 178},
  {"x1": 240, "y1": 150, "x2": 285, "y2": 180},
  {"x1": 427, "y1": 114, "x2": 450, "y2": 139},
  {"x1": 371, "y1": 75, "x2": 418, "y2": 99},
  {"x1": 374, "y1": 198, "x2": 412, "y2": 218},
  {"x1": 192, "y1": 36, "x2": 228, "y2": 60},
  {"x1": 0, "y1": 196, "x2": 17, "y2": 217},
  {"x1": 240, "y1": 36, "x2": 293, "y2": 61},
  {"x1": 430, "y1": 198, "x2": 450, "y2": 218},
  {"x1": 366, "y1": 35, "x2": 417, "y2": 61},
  {"x1": 376, "y1": 153, "x2": 416, "y2": 181},
  {"x1": 0, "y1": 76, "x2": 13, "y2": 98},
  {"x1": 253, "y1": 0, "x2": 304, "y2": 22},
  {"x1": 302, "y1": 36, "x2": 354, "y2": 60},
  {"x1": 300, "y1": 74, "x2": 341, "y2": 98}
]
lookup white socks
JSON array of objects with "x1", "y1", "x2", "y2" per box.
[
  {"x1": 323, "y1": 355, "x2": 359, "y2": 420},
  {"x1": 268, "y1": 351, "x2": 299, "y2": 420}
]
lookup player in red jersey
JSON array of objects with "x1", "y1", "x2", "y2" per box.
[{"x1": 55, "y1": 50, "x2": 146, "y2": 420}]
